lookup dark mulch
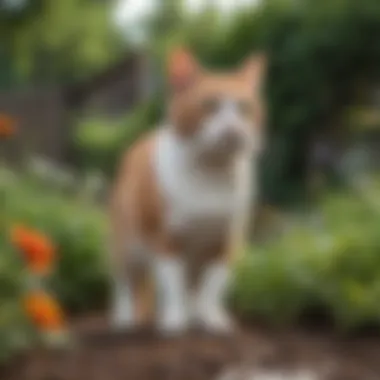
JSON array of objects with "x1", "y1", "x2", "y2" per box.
[{"x1": 3, "y1": 314, "x2": 380, "y2": 380}]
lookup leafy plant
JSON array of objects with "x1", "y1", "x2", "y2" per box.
[
  {"x1": 72, "y1": 98, "x2": 163, "y2": 175},
  {"x1": 0, "y1": 164, "x2": 109, "y2": 362},
  {"x1": 1, "y1": 165, "x2": 109, "y2": 313},
  {"x1": 231, "y1": 176, "x2": 380, "y2": 331}
]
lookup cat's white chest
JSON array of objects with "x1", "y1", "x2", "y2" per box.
[
  {"x1": 154, "y1": 128, "x2": 239, "y2": 236},
  {"x1": 168, "y1": 169, "x2": 235, "y2": 230}
]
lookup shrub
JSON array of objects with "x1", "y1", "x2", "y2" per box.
[
  {"x1": 0, "y1": 232, "x2": 34, "y2": 363},
  {"x1": 231, "y1": 176, "x2": 380, "y2": 331},
  {"x1": 72, "y1": 98, "x2": 163, "y2": 175},
  {"x1": 0, "y1": 163, "x2": 109, "y2": 362},
  {"x1": 1, "y1": 164, "x2": 109, "y2": 313}
]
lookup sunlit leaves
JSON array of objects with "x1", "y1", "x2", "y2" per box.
[{"x1": 2, "y1": 0, "x2": 122, "y2": 86}]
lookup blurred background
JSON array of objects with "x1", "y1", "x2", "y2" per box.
[{"x1": 1, "y1": 0, "x2": 380, "y2": 373}]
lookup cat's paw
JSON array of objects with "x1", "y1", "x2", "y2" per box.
[
  {"x1": 157, "y1": 309, "x2": 189, "y2": 336},
  {"x1": 194, "y1": 262, "x2": 234, "y2": 335},
  {"x1": 110, "y1": 299, "x2": 136, "y2": 330},
  {"x1": 111, "y1": 311, "x2": 136, "y2": 330},
  {"x1": 197, "y1": 306, "x2": 235, "y2": 335}
]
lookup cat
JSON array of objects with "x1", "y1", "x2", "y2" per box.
[{"x1": 108, "y1": 47, "x2": 267, "y2": 335}]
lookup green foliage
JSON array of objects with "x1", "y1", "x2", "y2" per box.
[
  {"x1": 1, "y1": 164, "x2": 109, "y2": 313},
  {"x1": 231, "y1": 176, "x2": 380, "y2": 330},
  {"x1": 0, "y1": 0, "x2": 124, "y2": 88},
  {"x1": 0, "y1": 163, "x2": 109, "y2": 362},
  {"x1": 73, "y1": 98, "x2": 164, "y2": 175},
  {"x1": 0, "y1": 232, "x2": 34, "y2": 363}
]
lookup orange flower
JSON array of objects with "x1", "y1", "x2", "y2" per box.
[
  {"x1": 0, "y1": 114, "x2": 16, "y2": 139},
  {"x1": 11, "y1": 225, "x2": 56, "y2": 275},
  {"x1": 24, "y1": 291, "x2": 65, "y2": 331}
]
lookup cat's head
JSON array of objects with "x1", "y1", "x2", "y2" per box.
[{"x1": 167, "y1": 47, "x2": 267, "y2": 162}]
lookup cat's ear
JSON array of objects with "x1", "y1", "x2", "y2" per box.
[
  {"x1": 239, "y1": 53, "x2": 267, "y2": 89},
  {"x1": 168, "y1": 47, "x2": 200, "y2": 92}
]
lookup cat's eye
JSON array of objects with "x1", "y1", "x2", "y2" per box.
[{"x1": 201, "y1": 97, "x2": 220, "y2": 114}]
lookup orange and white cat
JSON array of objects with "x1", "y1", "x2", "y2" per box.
[{"x1": 108, "y1": 48, "x2": 267, "y2": 335}]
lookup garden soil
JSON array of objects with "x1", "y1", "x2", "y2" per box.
[{"x1": 3, "y1": 314, "x2": 380, "y2": 380}]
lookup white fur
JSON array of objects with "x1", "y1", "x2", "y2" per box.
[
  {"x1": 155, "y1": 124, "x2": 256, "y2": 249},
  {"x1": 111, "y1": 278, "x2": 135, "y2": 328},
  {"x1": 152, "y1": 98, "x2": 259, "y2": 333},
  {"x1": 194, "y1": 262, "x2": 233, "y2": 333},
  {"x1": 153, "y1": 256, "x2": 189, "y2": 335},
  {"x1": 196, "y1": 98, "x2": 256, "y2": 154},
  {"x1": 155, "y1": 127, "x2": 249, "y2": 232},
  {"x1": 156, "y1": 98, "x2": 258, "y2": 235}
]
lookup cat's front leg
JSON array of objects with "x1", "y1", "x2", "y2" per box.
[
  {"x1": 153, "y1": 254, "x2": 190, "y2": 335},
  {"x1": 194, "y1": 260, "x2": 234, "y2": 334},
  {"x1": 194, "y1": 158, "x2": 253, "y2": 334}
]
